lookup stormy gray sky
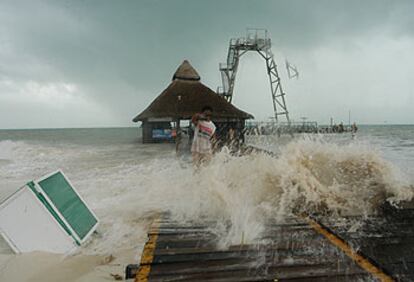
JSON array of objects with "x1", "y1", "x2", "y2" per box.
[{"x1": 0, "y1": 0, "x2": 413, "y2": 128}]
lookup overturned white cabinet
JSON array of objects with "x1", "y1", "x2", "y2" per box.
[{"x1": 0, "y1": 170, "x2": 99, "y2": 254}]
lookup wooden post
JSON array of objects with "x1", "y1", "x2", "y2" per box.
[{"x1": 175, "y1": 119, "x2": 181, "y2": 155}]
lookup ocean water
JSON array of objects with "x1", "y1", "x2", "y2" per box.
[{"x1": 0, "y1": 125, "x2": 413, "y2": 257}]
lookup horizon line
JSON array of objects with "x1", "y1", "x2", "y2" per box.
[{"x1": 1, "y1": 123, "x2": 414, "y2": 131}]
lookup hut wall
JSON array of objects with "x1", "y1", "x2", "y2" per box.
[
  {"x1": 141, "y1": 121, "x2": 174, "y2": 144},
  {"x1": 141, "y1": 121, "x2": 152, "y2": 143}
]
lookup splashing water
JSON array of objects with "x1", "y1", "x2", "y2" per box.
[
  {"x1": 0, "y1": 129, "x2": 413, "y2": 256},
  {"x1": 144, "y1": 138, "x2": 414, "y2": 247}
]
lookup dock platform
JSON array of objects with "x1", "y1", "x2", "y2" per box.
[
  {"x1": 128, "y1": 204, "x2": 414, "y2": 282},
  {"x1": 316, "y1": 203, "x2": 414, "y2": 281}
]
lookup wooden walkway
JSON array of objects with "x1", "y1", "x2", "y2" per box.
[
  {"x1": 130, "y1": 215, "x2": 389, "y2": 281},
  {"x1": 316, "y1": 203, "x2": 414, "y2": 282},
  {"x1": 127, "y1": 201, "x2": 414, "y2": 281},
  {"x1": 129, "y1": 210, "x2": 413, "y2": 281}
]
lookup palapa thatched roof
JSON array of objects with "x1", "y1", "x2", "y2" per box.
[
  {"x1": 133, "y1": 60, "x2": 253, "y2": 122},
  {"x1": 172, "y1": 60, "x2": 200, "y2": 81}
]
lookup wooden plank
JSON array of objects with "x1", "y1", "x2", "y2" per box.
[
  {"x1": 313, "y1": 206, "x2": 414, "y2": 281},
  {"x1": 135, "y1": 209, "x2": 414, "y2": 281},
  {"x1": 146, "y1": 255, "x2": 361, "y2": 275},
  {"x1": 147, "y1": 259, "x2": 365, "y2": 277},
  {"x1": 147, "y1": 262, "x2": 369, "y2": 282},
  {"x1": 135, "y1": 220, "x2": 372, "y2": 281}
]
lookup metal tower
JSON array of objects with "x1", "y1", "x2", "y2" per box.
[{"x1": 217, "y1": 29, "x2": 290, "y2": 123}]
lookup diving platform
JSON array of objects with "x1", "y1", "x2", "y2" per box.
[
  {"x1": 217, "y1": 29, "x2": 290, "y2": 124},
  {"x1": 127, "y1": 202, "x2": 414, "y2": 281}
]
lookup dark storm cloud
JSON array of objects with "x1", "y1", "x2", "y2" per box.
[{"x1": 0, "y1": 0, "x2": 413, "y2": 128}]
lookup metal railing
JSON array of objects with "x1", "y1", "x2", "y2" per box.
[{"x1": 245, "y1": 121, "x2": 318, "y2": 135}]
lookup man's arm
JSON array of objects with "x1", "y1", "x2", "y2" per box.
[
  {"x1": 210, "y1": 125, "x2": 218, "y2": 150},
  {"x1": 192, "y1": 113, "x2": 201, "y2": 126}
]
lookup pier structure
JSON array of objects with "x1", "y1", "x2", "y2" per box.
[
  {"x1": 217, "y1": 28, "x2": 290, "y2": 124},
  {"x1": 128, "y1": 202, "x2": 414, "y2": 281},
  {"x1": 245, "y1": 120, "x2": 319, "y2": 135}
]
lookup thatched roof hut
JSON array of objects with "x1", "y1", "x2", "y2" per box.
[{"x1": 133, "y1": 60, "x2": 253, "y2": 122}]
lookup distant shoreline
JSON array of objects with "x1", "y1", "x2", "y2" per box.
[
  {"x1": 1, "y1": 124, "x2": 414, "y2": 131},
  {"x1": 0, "y1": 126, "x2": 138, "y2": 131}
]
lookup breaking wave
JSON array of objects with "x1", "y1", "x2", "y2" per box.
[
  {"x1": 146, "y1": 138, "x2": 414, "y2": 247},
  {"x1": 0, "y1": 136, "x2": 413, "y2": 255}
]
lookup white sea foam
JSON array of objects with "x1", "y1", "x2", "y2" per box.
[
  {"x1": 0, "y1": 134, "x2": 413, "y2": 257},
  {"x1": 131, "y1": 138, "x2": 414, "y2": 248}
]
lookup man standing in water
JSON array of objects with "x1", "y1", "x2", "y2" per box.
[{"x1": 191, "y1": 106, "x2": 216, "y2": 166}]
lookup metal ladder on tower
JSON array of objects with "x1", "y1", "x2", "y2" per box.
[{"x1": 217, "y1": 29, "x2": 290, "y2": 124}]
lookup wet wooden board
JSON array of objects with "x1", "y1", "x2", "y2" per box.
[
  {"x1": 134, "y1": 215, "x2": 376, "y2": 282},
  {"x1": 316, "y1": 203, "x2": 414, "y2": 282}
]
